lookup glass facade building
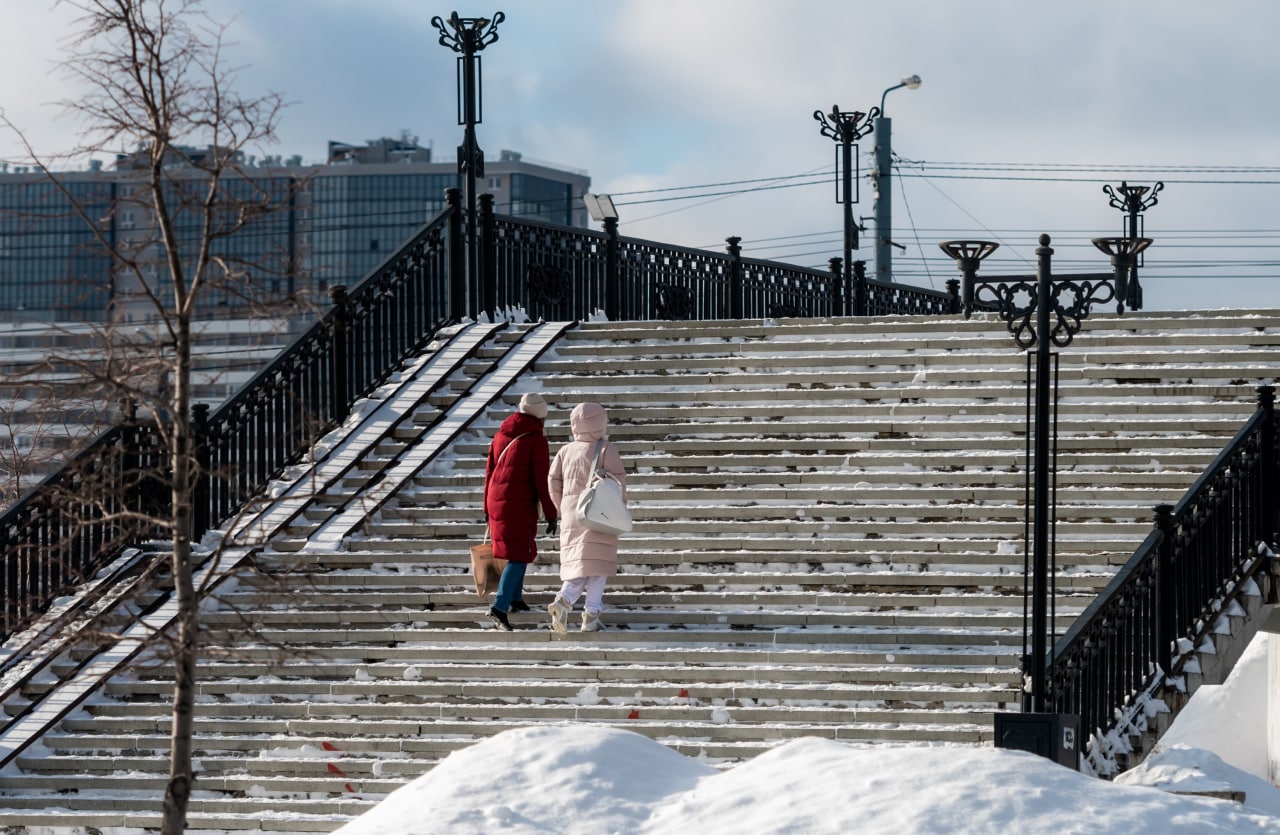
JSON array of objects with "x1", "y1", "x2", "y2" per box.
[
  {"x1": 0, "y1": 139, "x2": 591, "y2": 321},
  {"x1": 309, "y1": 171, "x2": 456, "y2": 291},
  {"x1": 0, "y1": 178, "x2": 115, "y2": 316}
]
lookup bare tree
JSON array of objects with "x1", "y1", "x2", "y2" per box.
[{"x1": 4, "y1": 1, "x2": 292, "y2": 830}]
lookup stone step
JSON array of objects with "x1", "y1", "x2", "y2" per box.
[
  {"x1": 360, "y1": 518, "x2": 1150, "y2": 538},
  {"x1": 47, "y1": 716, "x2": 994, "y2": 749},
  {"x1": 513, "y1": 399, "x2": 1257, "y2": 418},
  {"x1": 214, "y1": 588, "x2": 1087, "y2": 612},
  {"x1": 195, "y1": 608, "x2": 1074, "y2": 630},
  {"x1": 375, "y1": 503, "x2": 1158, "y2": 523},
  {"x1": 0, "y1": 792, "x2": 370, "y2": 824},
  {"x1": 239, "y1": 567, "x2": 1116, "y2": 592},
  {"x1": 80, "y1": 700, "x2": 997, "y2": 729},
  {"x1": 549, "y1": 331, "x2": 1280, "y2": 357},
  {"x1": 0, "y1": 771, "x2": 404, "y2": 796},
  {"x1": 122, "y1": 649, "x2": 1023, "y2": 679},
  {"x1": 559, "y1": 311, "x2": 1280, "y2": 342},
  {"x1": 193, "y1": 624, "x2": 1028, "y2": 649},
  {"x1": 505, "y1": 417, "x2": 1245, "y2": 437},
  {"x1": 101, "y1": 679, "x2": 1018, "y2": 707},
  {"x1": 17, "y1": 752, "x2": 431, "y2": 778},
  {"x1": 532, "y1": 351, "x2": 1280, "y2": 378},
  {"x1": 439, "y1": 382, "x2": 1254, "y2": 409},
  {"x1": 280, "y1": 545, "x2": 1128, "y2": 570},
  {"x1": 388, "y1": 484, "x2": 1185, "y2": 505},
  {"x1": 336, "y1": 535, "x2": 1138, "y2": 556}
]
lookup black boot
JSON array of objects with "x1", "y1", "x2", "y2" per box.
[
  {"x1": 486, "y1": 607, "x2": 513, "y2": 631},
  {"x1": 509, "y1": 599, "x2": 531, "y2": 613}
]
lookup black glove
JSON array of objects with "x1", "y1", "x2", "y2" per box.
[{"x1": 545, "y1": 518, "x2": 559, "y2": 536}]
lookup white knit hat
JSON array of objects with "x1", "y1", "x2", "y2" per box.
[{"x1": 518, "y1": 392, "x2": 548, "y2": 420}]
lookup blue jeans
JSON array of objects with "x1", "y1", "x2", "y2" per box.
[{"x1": 493, "y1": 561, "x2": 528, "y2": 613}]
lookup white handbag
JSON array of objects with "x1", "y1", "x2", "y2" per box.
[{"x1": 575, "y1": 439, "x2": 632, "y2": 535}]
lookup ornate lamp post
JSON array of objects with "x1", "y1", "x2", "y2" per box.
[
  {"x1": 432, "y1": 10, "x2": 504, "y2": 317},
  {"x1": 1102, "y1": 181, "x2": 1163, "y2": 311},
  {"x1": 815, "y1": 104, "x2": 878, "y2": 316},
  {"x1": 873, "y1": 75, "x2": 921, "y2": 284},
  {"x1": 940, "y1": 233, "x2": 1153, "y2": 763}
]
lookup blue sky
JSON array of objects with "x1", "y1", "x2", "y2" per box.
[{"x1": 3, "y1": 0, "x2": 1279, "y2": 310}]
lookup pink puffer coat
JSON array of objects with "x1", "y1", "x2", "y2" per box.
[{"x1": 549, "y1": 402, "x2": 628, "y2": 580}]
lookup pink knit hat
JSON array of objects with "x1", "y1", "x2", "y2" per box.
[{"x1": 518, "y1": 392, "x2": 548, "y2": 420}]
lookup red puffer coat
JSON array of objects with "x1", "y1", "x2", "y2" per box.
[{"x1": 483, "y1": 411, "x2": 557, "y2": 563}]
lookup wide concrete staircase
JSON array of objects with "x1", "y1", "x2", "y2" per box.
[{"x1": 0, "y1": 309, "x2": 1278, "y2": 832}]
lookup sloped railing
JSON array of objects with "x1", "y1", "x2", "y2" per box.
[{"x1": 1046, "y1": 385, "x2": 1279, "y2": 768}]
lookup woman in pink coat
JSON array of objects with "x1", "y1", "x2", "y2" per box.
[{"x1": 547, "y1": 402, "x2": 628, "y2": 633}]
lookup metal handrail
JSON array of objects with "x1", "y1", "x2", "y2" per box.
[{"x1": 1047, "y1": 386, "x2": 1278, "y2": 768}]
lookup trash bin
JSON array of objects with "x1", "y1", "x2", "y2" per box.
[{"x1": 994, "y1": 712, "x2": 1082, "y2": 770}]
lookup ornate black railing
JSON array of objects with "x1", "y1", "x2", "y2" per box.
[
  {"x1": 1047, "y1": 385, "x2": 1279, "y2": 764},
  {"x1": 0, "y1": 420, "x2": 165, "y2": 633},
  {"x1": 483, "y1": 207, "x2": 964, "y2": 323}
]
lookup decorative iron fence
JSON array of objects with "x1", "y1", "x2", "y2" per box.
[
  {"x1": 0, "y1": 420, "x2": 163, "y2": 632},
  {"x1": 1047, "y1": 385, "x2": 1279, "y2": 758},
  {"x1": 484, "y1": 207, "x2": 964, "y2": 322}
]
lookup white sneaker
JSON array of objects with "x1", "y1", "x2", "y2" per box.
[
  {"x1": 547, "y1": 595, "x2": 571, "y2": 635},
  {"x1": 580, "y1": 611, "x2": 602, "y2": 633}
]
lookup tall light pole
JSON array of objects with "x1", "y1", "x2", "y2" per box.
[
  {"x1": 432, "y1": 10, "x2": 504, "y2": 317},
  {"x1": 874, "y1": 74, "x2": 921, "y2": 284},
  {"x1": 815, "y1": 104, "x2": 877, "y2": 315},
  {"x1": 940, "y1": 233, "x2": 1152, "y2": 767},
  {"x1": 1103, "y1": 180, "x2": 1163, "y2": 311}
]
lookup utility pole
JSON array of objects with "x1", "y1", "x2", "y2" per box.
[{"x1": 873, "y1": 75, "x2": 921, "y2": 283}]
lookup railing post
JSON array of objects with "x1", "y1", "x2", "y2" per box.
[
  {"x1": 853, "y1": 259, "x2": 868, "y2": 316},
  {"x1": 121, "y1": 399, "x2": 141, "y2": 519},
  {"x1": 1259, "y1": 385, "x2": 1277, "y2": 542},
  {"x1": 604, "y1": 216, "x2": 621, "y2": 321},
  {"x1": 1154, "y1": 503, "x2": 1176, "y2": 675},
  {"x1": 446, "y1": 188, "x2": 465, "y2": 321},
  {"x1": 827, "y1": 257, "x2": 843, "y2": 318},
  {"x1": 329, "y1": 285, "x2": 350, "y2": 416},
  {"x1": 191, "y1": 403, "x2": 210, "y2": 541},
  {"x1": 479, "y1": 193, "x2": 497, "y2": 319},
  {"x1": 726, "y1": 236, "x2": 744, "y2": 320},
  {"x1": 946, "y1": 278, "x2": 962, "y2": 315}
]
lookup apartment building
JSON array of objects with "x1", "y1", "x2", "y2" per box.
[{"x1": 0, "y1": 134, "x2": 591, "y2": 321}]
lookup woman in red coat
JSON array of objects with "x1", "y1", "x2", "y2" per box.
[{"x1": 483, "y1": 392, "x2": 559, "y2": 630}]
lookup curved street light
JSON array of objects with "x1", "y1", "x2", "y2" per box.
[{"x1": 874, "y1": 74, "x2": 921, "y2": 284}]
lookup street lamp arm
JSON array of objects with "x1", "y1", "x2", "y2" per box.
[
  {"x1": 880, "y1": 74, "x2": 922, "y2": 113},
  {"x1": 880, "y1": 83, "x2": 906, "y2": 113}
]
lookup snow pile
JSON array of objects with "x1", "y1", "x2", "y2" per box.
[{"x1": 336, "y1": 723, "x2": 1280, "y2": 835}]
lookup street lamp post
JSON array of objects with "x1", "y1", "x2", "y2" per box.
[
  {"x1": 1103, "y1": 181, "x2": 1164, "y2": 311},
  {"x1": 874, "y1": 75, "x2": 921, "y2": 284},
  {"x1": 815, "y1": 104, "x2": 878, "y2": 316},
  {"x1": 432, "y1": 10, "x2": 504, "y2": 318},
  {"x1": 940, "y1": 232, "x2": 1152, "y2": 764}
]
